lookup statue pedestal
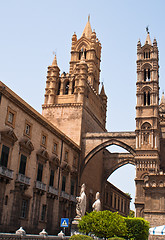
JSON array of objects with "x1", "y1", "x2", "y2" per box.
[{"x1": 71, "y1": 217, "x2": 81, "y2": 235}]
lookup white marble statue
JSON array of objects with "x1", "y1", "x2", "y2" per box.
[
  {"x1": 76, "y1": 183, "x2": 86, "y2": 218},
  {"x1": 92, "y1": 192, "x2": 101, "y2": 212}
]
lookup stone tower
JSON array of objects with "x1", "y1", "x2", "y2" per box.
[
  {"x1": 42, "y1": 17, "x2": 107, "y2": 146},
  {"x1": 135, "y1": 31, "x2": 160, "y2": 217}
]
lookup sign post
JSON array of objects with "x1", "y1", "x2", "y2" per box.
[{"x1": 60, "y1": 218, "x2": 69, "y2": 235}]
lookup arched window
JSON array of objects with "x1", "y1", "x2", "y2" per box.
[
  {"x1": 57, "y1": 80, "x2": 61, "y2": 95},
  {"x1": 148, "y1": 69, "x2": 150, "y2": 80},
  {"x1": 84, "y1": 49, "x2": 87, "y2": 59},
  {"x1": 144, "y1": 92, "x2": 147, "y2": 105},
  {"x1": 144, "y1": 51, "x2": 150, "y2": 59},
  {"x1": 144, "y1": 91, "x2": 150, "y2": 106},
  {"x1": 79, "y1": 48, "x2": 83, "y2": 60},
  {"x1": 147, "y1": 92, "x2": 150, "y2": 105},
  {"x1": 79, "y1": 48, "x2": 87, "y2": 60},
  {"x1": 142, "y1": 122, "x2": 151, "y2": 145},
  {"x1": 144, "y1": 69, "x2": 151, "y2": 81},
  {"x1": 79, "y1": 50, "x2": 82, "y2": 60},
  {"x1": 72, "y1": 80, "x2": 75, "y2": 94},
  {"x1": 64, "y1": 80, "x2": 69, "y2": 95},
  {"x1": 144, "y1": 69, "x2": 146, "y2": 81}
]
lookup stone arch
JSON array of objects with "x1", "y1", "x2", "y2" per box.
[
  {"x1": 141, "y1": 122, "x2": 151, "y2": 129},
  {"x1": 141, "y1": 86, "x2": 152, "y2": 92},
  {"x1": 81, "y1": 138, "x2": 136, "y2": 174},
  {"x1": 76, "y1": 39, "x2": 90, "y2": 51},
  {"x1": 109, "y1": 159, "x2": 135, "y2": 176},
  {"x1": 141, "y1": 62, "x2": 152, "y2": 70}
]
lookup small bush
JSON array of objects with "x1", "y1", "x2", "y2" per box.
[
  {"x1": 108, "y1": 237, "x2": 125, "y2": 240},
  {"x1": 70, "y1": 234, "x2": 93, "y2": 240},
  {"x1": 125, "y1": 217, "x2": 149, "y2": 240},
  {"x1": 78, "y1": 210, "x2": 127, "y2": 238}
]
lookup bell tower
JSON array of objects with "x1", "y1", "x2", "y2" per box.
[
  {"x1": 69, "y1": 15, "x2": 101, "y2": 93},
  {"x1": 42, "y1": 17, "x2": 107, "y2": 146},
  {"x1": 135, "y1": 30, "x2": 160, "y2": 217}
]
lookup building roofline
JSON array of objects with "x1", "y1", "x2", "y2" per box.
[
  {"x1": 106, "y1": 180, "x2": 132, "y2": 200},
  {"x1": 0, "y1": 81, "x2": 81, "y2": 152}
]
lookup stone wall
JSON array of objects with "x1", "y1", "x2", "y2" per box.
[
  {"x1": 149, "y1": 235, "x2": 164, "y2": 240},
  {"x1": 0, "y1": 233, "x2": 70, "y2": 240}
]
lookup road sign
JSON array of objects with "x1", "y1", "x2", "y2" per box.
[{"x1": 60, "y1": 218, "x2": 69, "y2": 228}]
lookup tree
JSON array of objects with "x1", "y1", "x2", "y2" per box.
[
  {"x1": 78, "y1": 211, "x2": 127, "y2": 238},
  {"x1": 125, "y1": 217, "x2": 149, "y2": 240},
  {"x1": 128, "y1": 210, "x2": 135, "y2": 218}
]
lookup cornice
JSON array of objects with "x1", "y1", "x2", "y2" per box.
[
  {"x1": 0, "y1": 81, "x2": 81, "y2": 152},
  {"x1": 42, "y1": 103, "x2": 83, "y2": 108}
]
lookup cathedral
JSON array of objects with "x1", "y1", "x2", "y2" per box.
[{"x1": 0, "y1": 17, "x2": 165, "y2": 234}]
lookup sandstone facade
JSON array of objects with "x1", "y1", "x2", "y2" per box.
[{"x1": 0, "y1": 18, "x2": 131, "y2": 234}]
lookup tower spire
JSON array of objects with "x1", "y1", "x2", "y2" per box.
[
  {"x1": 145, "y1": 28, "x2": 152, "y2": 45},
  {"x1": 81, "y1": 15, "x2": 92, "y2": 39},
  {"x1": 52, "y1": 54, "x2": 58, "y2": 66}
]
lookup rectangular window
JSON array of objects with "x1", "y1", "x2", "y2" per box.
[
  {"x1": 49, "y1": 169, "x2": 54, "y2": 187},
  {"x1": 70, "y1": 180, "x2": 75, "y2": 195},
  {"x1": 53, "y1": 143, "x2": 57, "y2": 153},
  {"x1": 19, "y1": 154, "x2": 27, "y2": 175},
  {"x1": 5, "y1": 107, "x2": 16, "y2": 128},
  {"x1": 8, "y1": 112, "x2": 14, "y2": 124},
  {"x1": 118, "y1": 198, "x2": 120, "y2": 211},
  {"x1": 0, "y1": 93, "x2": 2, "y2": 104},
  {"x1": 41, "y1": 204, "x2": 47, "y2": 221},
  {"x1": 20, "y1": 199, "x2": 28, "y2": 218},
  {"x1": 110, "y1": 193, "x2": 113, "y2": 207},
  {"x1": 125, "y1": 201, "x2": 127, "y2": 213},
  {"x1": 121, "y1": 199, "x2": 123, "y2": 212},
  {"x1": 41, "y1": 135, "x2": 47, "y2": 146},
  {"x1": 0, "y1": 145, "x2": 10, "y2": 167},
  {"x1": 25, "y1": 124, "x2": 31, "y2": 135},
  {"x1": 114, "y1": 195, "x2": 117, "y2": 209},
  {"x1": 62, "y1": 176, "x2": 66, "y2": 192},
  {"x1": 106, "y1": 192, "x2": 108, "y2": 204},
  {"x1": 37, "y1": 163, "x2": 43, "y2": 182}
]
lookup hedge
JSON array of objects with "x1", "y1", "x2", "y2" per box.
[
  {"x1": 125, "y1": 217, "x2": 149, "y2": 240},
  {"x1": 78, "y1": 211, "x2": 149, "y2": 239},
  {"x1": 78, "y1": 210, "x2": 127, "y2": 238},
  {"x1": 70, "y1": 234, "x2": 93, "y2": 240}
]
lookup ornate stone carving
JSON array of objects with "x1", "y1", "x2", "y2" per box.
[
  {"x1": 76, "y1": 183, "x2": 86, "y2": 218},
  {"x1": 92, "y1": 192, "x2": 101, "y2": 212}
]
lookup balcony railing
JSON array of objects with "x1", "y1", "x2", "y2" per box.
[
  {"x1": 70, "y1": 195, "x2": 77, "y2": 203},
  {"x1": 16, "y1": 173, "x2": 30, "y2": 185},
  {"x1": 35, "y1": 181, "x2": 46, "y2": 191},
  {"x1": 48, "y1": 186, "x2": 58, "y2": 196},
  {"x1": 61, "y1": 191, "x2": 70, "y2": 200},
  {"x1": 0, "y1": 165, "x2": 13, "y2": 179}
]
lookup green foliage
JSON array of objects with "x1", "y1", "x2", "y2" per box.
[
  {"x1": 78, "y1": 210, "x2": 127, "y2": 238},
  {"x1": 125, "y1": 217, "x2": 150, "y2": 240},
  {"x1": 128, "y1": 210, "x2": 135, "y2": 218},
  {"x1": 70, "y1": 234, "x2": 93, "y2": 240},
  {"x1": 108, "y1": 238, "x2": 125, "y2": 240}
]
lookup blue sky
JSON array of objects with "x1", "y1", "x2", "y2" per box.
[{"x1": 1, "y1": 0, "x2": 165, "y2": 211}]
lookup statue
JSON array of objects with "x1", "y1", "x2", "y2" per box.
[
  {"x1": 92, "y1": 192, "x2": 101, "y2": 212},
  {"x1": 76, "y1": 183, "x2": 86, "y2": 218}
]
